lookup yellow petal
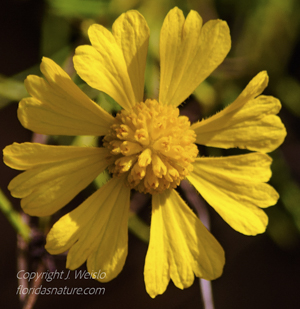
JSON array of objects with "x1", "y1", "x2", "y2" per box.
[
  {"x1": 45, "y1": 176, "x2": 130, "y2": 281},
  {"x1": 191, "y1": 71, "x2": 287, "y2": 152},
  {"x1": 187, "y1": 153, "x2": 279, "y2": 235},
  {"x1": 159, "y1": 7, "x2": 231, "y2": 107},
  {"x1": 74, "y1": 11, "x2": 149, "y2": 110},
  {"x1": 18, "y1": 57, "x2": 114, "y2": 136},
  {"x1": 3, "y1": 143, "x2": 110, "y2": 216},
  {"x1": 144, "y1": 189, "x2": 225, "y2": 298},
  {"x1": 112, "y1": 11, "x2": 149, "y2": 104}
]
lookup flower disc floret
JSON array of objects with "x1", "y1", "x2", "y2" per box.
[{"x1": 103, "y1": 99, "x2": 198, "y2": 194}]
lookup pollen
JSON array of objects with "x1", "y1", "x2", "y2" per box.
[{"x1": 103, "y1": 99, "x2": 198, "y2": 194}]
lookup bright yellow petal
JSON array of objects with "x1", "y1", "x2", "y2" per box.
[
  {"x1": 3, "y1": 142, "x2": 110, "y2": 216},
  {"x1": 187, "y1": 153, "x2": 279, "y2": 235},
  {"x1": 74, "y1": 11, "x2": 149, "y2": 110},
  {"x1": 159, "y1": 7, "x2": 231, "y2": 107},
  {"x1": 191, "y1": 71, "x2": 287, "y2": 152},
  {"x1": 45, "y1": 176, "x2": 130, "y2": 281},
  {"x1": 112, "y1": 10, "x2": 149, "y2": 104},
  {"x1": 18, "y1": 57, "x2": 114, "y2": 136},
  {"x1": 144, "y1": 189, "x2": 225, "y2": 298}
]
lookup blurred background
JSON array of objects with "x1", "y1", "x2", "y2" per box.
[{"x1": 1, "y1": 0, "x2": 300, "y2": 308}]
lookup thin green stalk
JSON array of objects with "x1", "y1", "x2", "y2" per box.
[{"x1": 0, "y1": 189, "x2": 31, "y2": 241}]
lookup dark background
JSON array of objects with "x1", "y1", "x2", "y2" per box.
[{"x1": 1, "y1": 0, "x2": 300, "y2": 308}]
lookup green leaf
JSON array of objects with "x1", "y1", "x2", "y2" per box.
[
  {"x1": 47, "y1": 0, "x2": 110, "y2": 18},
  {"x1": 41, "y1": 13, "x2": 71, "y2": 58},
  {"x1": 97, "y1": 91, "x2": 122, "y2": 114},
  {"x1": 193, "y1": 80, "x2": 218, "y2": 116},
  {"x1": 0, "y1": 75, "x2": 27, "y2": 107},
  {"x1": 276, "y1": 76, "x2": 300, "y2": 118},
  {"x1": 266, "y1": 206, "x2": 299, "y2": 249},
  {"x1": 128, "y1": 213, "x2": 150, "y2": 243}
]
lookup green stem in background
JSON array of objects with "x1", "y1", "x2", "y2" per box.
[
  {"x1": 0, "y1": 189, "x2": 31, "y2": 242},
  {"x1": 128, "y1": 213, "x2": 150, "y2": 243}
]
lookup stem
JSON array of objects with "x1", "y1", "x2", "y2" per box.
[
  {"x1": 23, "y1": 262, "x2": 45, "y2": 309},
  {"x1": 199, "y1": 279, "x2": 215, "y2": 309},
  {"x1": 0, "y1": 189, "x2": 31, "y2": 241},
  {"x1": 17, "y1": 231, "x2": 29, "y2": 305},
  {"x1": 128, "y1": 192, "x2": 150, "y2": 243},
  {"x1": 180, "y1": 180, "x2": 215, "y2": 309}
]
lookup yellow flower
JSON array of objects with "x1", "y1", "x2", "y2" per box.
[{"x1": 3, "y1": 7, "x2": 286, "y2": 298}]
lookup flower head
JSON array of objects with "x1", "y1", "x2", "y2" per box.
[
  {"x1": 103, "y1": 99, "x2": 198, "y2": 194},
  {"x1": 3, "y1": 7, "x2": 286, "y2": 298}
]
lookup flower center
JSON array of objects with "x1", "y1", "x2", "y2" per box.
[{"x1": 103, "y1": 99, "x2": 198, "y2": 194}]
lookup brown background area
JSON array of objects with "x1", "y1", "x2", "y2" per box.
[{"x1": 1, "y1": 0, "x2": 300, "y2": 308}]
